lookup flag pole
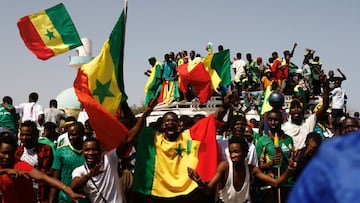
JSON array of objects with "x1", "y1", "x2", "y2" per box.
[
  {"x1": 274, "y1": 133, "x2": 281, "y2": 203},
  {"x1": 122, "y1": 0, "x2": 128, "y2": 55},
  {"x1": 117, "y1": 0, "x2": 128, "y2": 102},
  {"x1": 124, "y1": 0, "x2": 128, "y2": 24}
]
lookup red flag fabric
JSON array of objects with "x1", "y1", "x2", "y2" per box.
[
  {"x1": 74, "y1": 71, "x2": 128, "y2": 151},
  {"x1": 177, "y1": 58, "x2": 214, "y2": 104},
  {"x1": 17, "y1": 3, "x2": 82, "y2": 60},
  {"x1": 73, "y1": 8, "x2": 128, "y2": 151}
]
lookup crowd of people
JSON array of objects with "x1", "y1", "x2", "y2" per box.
[{"x1": 0, "y1": 43, "x2": 359, "y2": 203}]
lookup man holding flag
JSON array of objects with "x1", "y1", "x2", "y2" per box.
[{"x1": 130, "y1": 93, "x2": 232, "y2": 202}]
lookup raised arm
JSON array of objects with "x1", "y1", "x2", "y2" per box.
[
  {"x1": 0, "y1": 103, "x2": 15, "y2": 113},
  {"x1": 290, "y1": 42, "x2": 298, "y2": 57},
  {"x1": 116, "y1": 98, "x2": 157, "y2": 157},
  {"x1": 214, "y1": 92, "x2": 233, "y2": 121},
  {"x1": 337, "y1": 68, "x2": 347, "y2": 80}
]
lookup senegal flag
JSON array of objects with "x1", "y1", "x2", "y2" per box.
[
  {"x1": 177, "y1": 58, "x2": 220, "y2": 104},
  {"x1": 203, "y1": 49, "x2": 231, "y2": 86},
  {"x1": 260, "y1": 86, "x2": 273, "y2": 115},
  {"x1": 133, "y1": 114, "x2": 221, "y2": 198},
  {"x1": 73, "y1": 6, "x2": 128, "y2": 151},
  {"x1": 144, "y1": 61, "x2": 162, "y2": 106},
  {"x1": 17, "y1": 3, "x2": 82, "y2": 60}
]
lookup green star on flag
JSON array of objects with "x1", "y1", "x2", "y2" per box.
[
  {"x1": 92, "y1": 79, "x2": 115, "y2": 104},
  {"x1": 17, "y1": 3, "x2": 82, "y2": 60},
  {"x1": 73, "y1": 5, "x2": 128, "y2": 152},
  {"x1": 174, "y1": 144, "x2": 186, "y2": 158},
  {"x1": 45, "y1": 29, "x2": 55, "y2": 40}
]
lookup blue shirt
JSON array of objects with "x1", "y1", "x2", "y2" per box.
[
  {"x1": 287, "y1": 130, "x2": 360, "y2": 203},
  {"x1": 162, "y1": 61, "x2": 177, "y2": 81}
]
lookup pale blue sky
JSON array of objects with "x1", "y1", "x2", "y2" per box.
[{"x1": 1, "y1": 1, "x2": 359, "y2": 112}]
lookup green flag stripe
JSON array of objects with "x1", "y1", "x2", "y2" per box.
[
  {"x1": 46, "y1": 3, "x2": 81, "y2": 49},
  {"x1": 108, "y1": 10, "x2": 127, "y2": 101},
  {"x1": 211, "y1": 49, "x2": 231, "y2": 85},
  {"x1": 132, "y1": 128, "x2": 156, "y2": 195}
]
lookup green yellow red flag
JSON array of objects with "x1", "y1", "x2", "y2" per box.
[
  {"x1": 17, "y1": 3, "x2": 82, "y2": 60},
  {"x1": 144, "y1": 61, "x2": 163, "y2": 106},
  {"x1": 132, "y1": 114, "x2": 220, "y2": 198},
  {"x1": 73, "y1": 6, "x2": 128, "y2": 151},
  {"x1": 204, "y1": 49, "x2": 231, "y2": 86},
  {"x1": 177, "y1": 58, "x2": 219, "y2": 104}
]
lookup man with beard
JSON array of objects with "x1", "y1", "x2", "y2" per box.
[
  {"x1": 131, "y1": 94, "x2": 232, "y2": 203},
  {"x1": 256, "y1": 109, "x2": 294, "y2": 203},
  {"x1": 282, "y1": 71, "x2": 329, "y2": 150}
]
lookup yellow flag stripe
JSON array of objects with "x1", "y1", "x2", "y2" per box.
[
  {"x1": 81, "y1": 40, "x2": 122, "y2": 115},
  {"x1": 203, "y1": 54, "x2": 221, "y2": 90},
  {"x1": 29, "y1": 11, "x2": 68, "y2": 54}
]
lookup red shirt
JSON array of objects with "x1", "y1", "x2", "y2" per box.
[
  {"x1": 15, "y1": 144, "x2": 53, "y2": 203},
  {"x1": 271, "y1": 58, "x2": 288, "y2": 81},
  {"x1": 0, "y1": 161, "x2": 37, "y2": 203}
]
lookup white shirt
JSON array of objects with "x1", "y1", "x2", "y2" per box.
[
  {"x1": 72, "y1": 149, "x2": 123, "y2": 203},
  {"x1": 77, "y1": 110, "x2": 89, "y2": 125},
  {"x1": 220, "y1": 160, "x2": 251, "y2": 203},
  {"x1": 282, "y1": 114, "x2": 317, "y2": 150},
  {"x1": 331, "y1": 87, "x2": 346, "y2": 109},
  {"x1": 20, "y1": 147, "x2": 38, "y2": 167},
  {"x1": 44, "y1": 107, "x2": 66, "y2": 125},
  {"x1": 232, "y1": 59, "x2": 246, "y2": 83},
  {"x1": 16, "y1": 102, "x2": 44, "y2": 126}
]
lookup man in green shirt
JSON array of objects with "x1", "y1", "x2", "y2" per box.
[
  {"x1": 0, "y1": 96, "x2": 19, "y2": 134},
  {"x1": 49, "y1": 122, "x2": 90, "y2": 203},
  {"x1": 256, "y1": 109, "x2": 294, "y2": 203}
]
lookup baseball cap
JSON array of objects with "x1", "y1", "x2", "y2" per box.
[{"x1": 290, "y1": 99, "x2": 303, "y2": 108}]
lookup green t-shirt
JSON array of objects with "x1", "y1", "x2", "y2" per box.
[
  {"x1": 0, "y1": 104, "x2": 17, "y2": 131},
  {"x1": 255, "y1": 133, "x2": 294, "y2": 187},
  {"x1": 52, "y1": 145, "x2": 89, "y2": 203}
]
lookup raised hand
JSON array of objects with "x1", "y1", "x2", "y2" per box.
[
  {"x1": 143, "y1": 97, "x2": 158, "y2": 117},
  {"x1": 223, "y1": 91, "x2": 234, "y2": 106},
  {"x1": 287, "y1": 149, "x2": 298, "y2": 169},
  {"x1": 88, "y1": 161, "x2": 107, "y2": 178}
]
